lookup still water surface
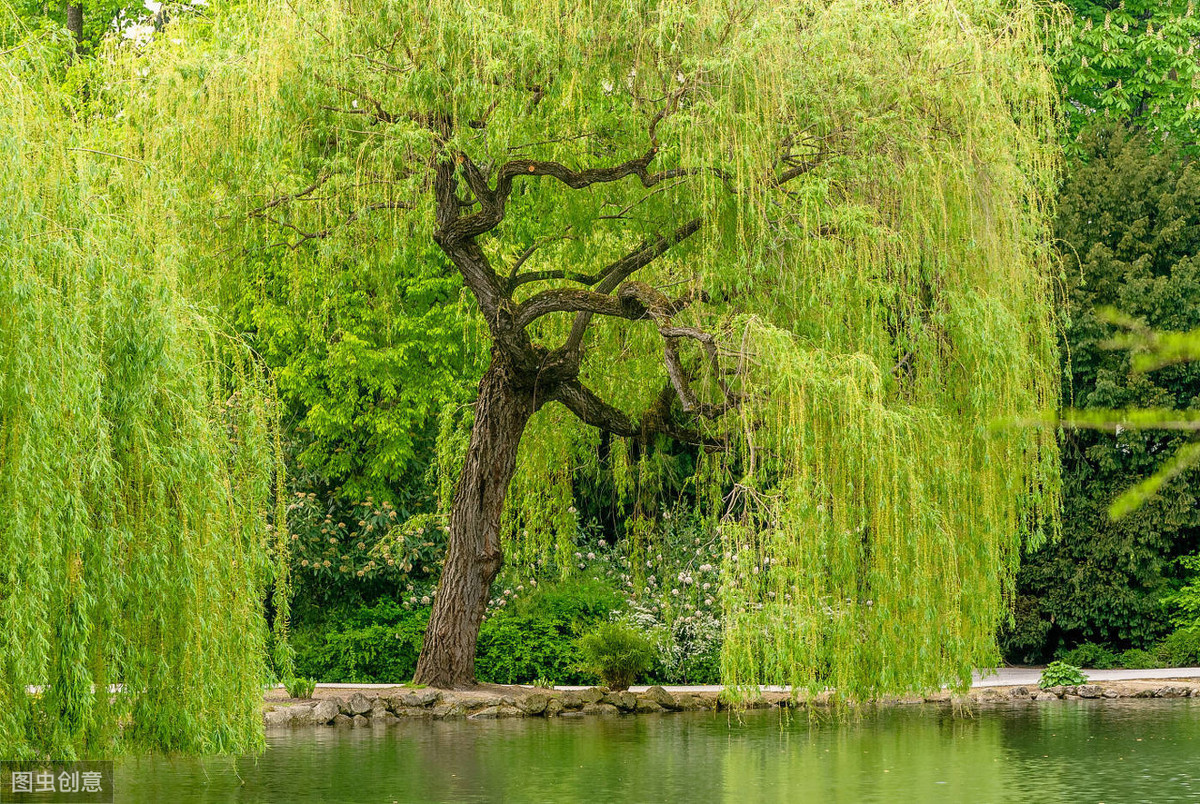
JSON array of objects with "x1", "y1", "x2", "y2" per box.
[{"x1": 117, "y1": 699, "x2": 1200, "y2": 803}]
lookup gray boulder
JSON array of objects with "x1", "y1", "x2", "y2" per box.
[
  {"x1": 581, "y1": 702, "x2": 621, "y2": 715},
  {"x1": 431, "y1": 702, "x2": 466, "y2": 719},
  {"x1": 469, "y1": 705, "x2": 522, "y2": 719},
  {"x1": 602, "y1": 691, "x2": 638, "y2": 712},
  {"x1": 642, "y1": 686, "x2": 677, "y2": 710},
  {"x1": 310, "y1": 699, "x2": 339, "y2": 724},
  {"x1": 518, "y1": 693, "x2": 549, "y2": 715},
  {"x1": 580, "y1": 687, "x2": 604, "y2": 705},
  {"x1": 347, "y1": 693, "x2": 372, "y2": 715},
  {"x1": 1154, "y1": 685, "x2": 1190, "y2": 698},
  {"x1": 263, "y1": 708, "x2": 293, "y2": 727}
]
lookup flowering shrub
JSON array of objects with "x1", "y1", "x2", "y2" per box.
[
  {"x1": 488, "y1": 507, "x2": 726, "y2": 684},
  {"x1": 286, "y1": 491, "x2": 445, "y2": 607}
]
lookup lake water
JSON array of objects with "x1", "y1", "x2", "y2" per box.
[{"x1": 116, "y1": 700, "x2": 1200, "y2": 803}]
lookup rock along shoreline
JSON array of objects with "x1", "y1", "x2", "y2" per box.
[{"x1": 262, "y1": 679, "x2": 1200, "y2": 728}]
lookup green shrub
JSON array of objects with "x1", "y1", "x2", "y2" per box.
[
  {"x1": 577, "y1": 621, "x2": 655, "y2": 691},
  {"x1": 476, "y1": 577, "x2": 622, "y2": 685},
  {"x1": 1155, "y1": 628, "x2": 1200, "y2": 668},
  {"x1": 285, "y1": 677, "x2": 316, "y2": 699},
  {"x1": 1058, "y1": 642, "x2": 1121, "y2": 670},
  {"x1": 292, "y1": 599, "x2": 428, "y2": 683},
  {"x1": 1038, "y1": 661, "x2": 1087, "y2": 689},
  {"x1": 1119, "y1": 648, "x2": 1159, "y2": 670}
]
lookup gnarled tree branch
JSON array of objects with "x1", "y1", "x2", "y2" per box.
[{"x1": 552, "y1": 379, "x2": 720, "y2": 447}]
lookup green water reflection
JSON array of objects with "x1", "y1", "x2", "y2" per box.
[{"x1": 116, "y1": 699, "x2": 1200, "y2": 803}]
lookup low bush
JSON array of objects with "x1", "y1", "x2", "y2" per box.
[
  {"x1": 577, "y1": 621, "x2": 656, "y2": 690},
  {"x1": 1038, "y1": 661, "x2": 1087, "y2": 689},
  {"x1": 292, "y1": 599, "x2": 429, "y2": 683},
  {"x1": 1119, "y1": 648, "x2": 1158, "y2": 670},
  {"x1": 1155, "y1": 628, "x2": 1200, "y2": 667},
  {"x1": 476, "y1": 578, "x2": 623, "y2": 685},
  {"x1": 1057, "y1": 642, "x2": 1121, "y2": 670}
]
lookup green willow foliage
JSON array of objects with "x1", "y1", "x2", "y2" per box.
[
  {"x1": 107, "y1": 0, "x2": 1058, "y2": 700},
  {"x1": 0, "y1": 51, "x2": 280, "y2": 758}
]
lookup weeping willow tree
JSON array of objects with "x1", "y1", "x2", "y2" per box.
[
  {"x1": 111, "y1": 0, "x2": 1062, "y2": 693},
  {"x1": 0, "y1": 47, "x2": 284, "y2": 758}
]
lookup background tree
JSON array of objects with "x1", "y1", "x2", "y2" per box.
[
  {"x1": 2, "y1": 0, "x2": 148, "y2": 53},
  {"x1": 1000, "y1": 0, "x2": 1200, "y2": 663},
  {"x1": 1005, "y1": 127, "x2": 1200, "y2": 661},
  {"x1": 1055, "y1": 0, "x2": 1200, "y2": 152}
]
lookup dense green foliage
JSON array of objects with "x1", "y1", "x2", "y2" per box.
[
  {"x1": 292, "y1": 600, "x2": 429, "y2": 684},
  {"x1": 293, "y1": 579, "x2": 623, "y2": 685},
  {"x1": 1008, "y1": 127, "x2": 1200, "y2": 661},
  {"x1": 475, "y1": 579, "x2": 623, "y2": 686},
  {"x1": 1119, "y1": 648, "x2": 1158, "y2": 669},
  {"x1": 0, "y1": 49, "x2": 281, "y2": 758},
  {"x1": 1155, "y1": 627, "x2": 1200, "y2": 666},
  {"x1": 1055, "y1": 1, "x2": 1200, "y2": 150},
  {"x1": 232, "y1": 241, "x2": 481, "y2": 510},
  {"x1": 1057, "y1": 642, "x2": 1121, "y2": 669}
]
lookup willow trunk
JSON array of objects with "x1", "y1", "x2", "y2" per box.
[{"x1": 412, "y1": 359, "x2": 535, "y2": 687}]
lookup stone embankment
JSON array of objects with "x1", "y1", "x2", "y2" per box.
[{"x1": 262, "y1": 679, "x2": 1200, "y2": 727}]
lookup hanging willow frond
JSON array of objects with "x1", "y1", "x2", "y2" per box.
[{"x1": 0, "y1": 47, "x2": 280, "y2": 759}]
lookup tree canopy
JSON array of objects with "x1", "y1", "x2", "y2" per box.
[
  {"x1": 1009, "y1": 126, "x2": 1200, "y2": 658},
  {"x1": 1055, "y1": 0, "x2": 1200, "y2": 151},
  {"x1": 93, "y1": 0, "x2": 1062, "y2": 696}
]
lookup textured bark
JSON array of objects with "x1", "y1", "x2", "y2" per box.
[
  {"x1": 412, "y1": 358, "x2": 535, "y2": 688},
  {"x1": 66, "y1": 4, "x2": 83, "y2": 45}
]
